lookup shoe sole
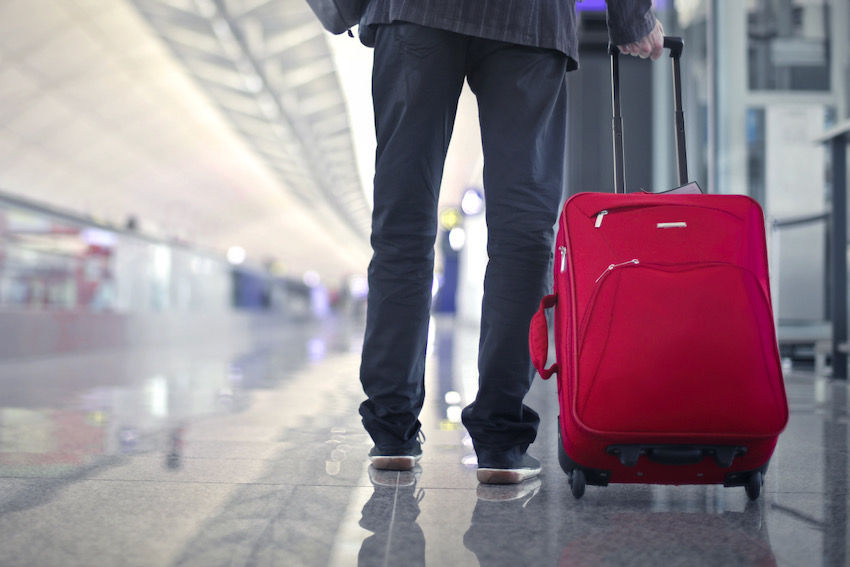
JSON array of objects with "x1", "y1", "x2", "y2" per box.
[
  {"x1": 477, "y1": 467, "x2": 540, "y2": 485},
  {"x1": 369, "y1": 468, "x2": 419, "y2": 487},
  {"x1": 370, "y1": 455, "x2": 420, "y2": 471},
  {"x1": 476, "y1": 478, "x2": 542, "y2": 502}
]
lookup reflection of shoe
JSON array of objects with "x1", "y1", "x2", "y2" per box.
[
  {"x1": 368, "y1": 465, "x2": 421, "y2": 488},
  {"x1": 369, "y1": 443, "x2": 423, "y2": 471},
  {"x1": 477, "y1": 454, "x2": 541, "y2": 484},
  {"x1": 476, "y1": 478, "x2": 541, "y2": 503}
]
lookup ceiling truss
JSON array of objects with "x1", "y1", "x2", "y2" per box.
[{"x1": 130, "y1": 0, "x2": 371, "y2": 243}]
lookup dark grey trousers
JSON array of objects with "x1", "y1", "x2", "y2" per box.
[{"x1": 359, "y1": 22, "x2": 567, "y2": 466}]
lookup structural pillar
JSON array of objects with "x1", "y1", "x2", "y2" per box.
[{"x1": 818, "y1": 121, "x2": 850, "y2": 379}]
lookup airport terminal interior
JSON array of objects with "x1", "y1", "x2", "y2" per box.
[{"x1": 1, "y1": 0, "x2": 849, "y2": 565}]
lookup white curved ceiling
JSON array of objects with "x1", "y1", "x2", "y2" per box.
[
  {"x1": 0, "y1": 0, "x2": 484, "y2": 284},
  {"x1": 0, "y1": 0, "x2": 372, "y2": 282}
]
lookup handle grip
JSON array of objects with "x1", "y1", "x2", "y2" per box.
[
  {"x1": 662, "y1": 36, "x2": 684, "y2": 58},
  {"x1": 646, "y1": 447, "x2": 703, "y2": 465},
  {"x1": 608, "y1": 36, "x2": 684, "y2": 58},
  {"x1": 608, "y1": 444, "x2": 748, "y2": 468},
  {"x1": 529, "y1": 294, "x2": 558, "y2": 380}
]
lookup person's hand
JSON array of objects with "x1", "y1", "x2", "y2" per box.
[{"x1": 617, "y1": 19, "x2": 664, "y2": 60}]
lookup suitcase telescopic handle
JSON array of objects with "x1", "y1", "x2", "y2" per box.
[{"x1": 609, "y1": 36, "x2": 688, "y2": 194}]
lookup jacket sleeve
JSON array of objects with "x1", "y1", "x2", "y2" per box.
[{"x1": 605, "y1": 0, "x2": 656, "y2": 46}]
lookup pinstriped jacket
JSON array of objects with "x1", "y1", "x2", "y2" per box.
[{"x1": 359, "y1": 0, "x2": 655, "y2": 71}]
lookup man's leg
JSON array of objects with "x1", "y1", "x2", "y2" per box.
[
  {"x1": 360, "y1": 23, "x2": 467, "y2": 457},
  {"x1": 462, "y1": 41, "x2": 567, "y2": 474}
]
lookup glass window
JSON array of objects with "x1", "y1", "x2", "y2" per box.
[
  {"x1": 747, "y1": 0, "x2": 831, "y2": 91},
  {"x1": 0, "y1": 202, "x2": 232, "y2": 313},
  {"x1": 0, "y1": 209, "x2": 83, "y2": 311}
]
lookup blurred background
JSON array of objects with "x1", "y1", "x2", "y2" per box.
[
  {"x1": 0, "y1": 0, "x2": 847, "y2": 347},
  {"x1": 0, "y1": 0, "x2": 847, "y2": 409}
]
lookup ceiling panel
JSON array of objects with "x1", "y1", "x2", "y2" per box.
[
  {"x1": 0, "y1": 0, "x2": 373, "y2": 280},
  {"x1": 0, "y1": 66, "x2": 41, "y2": 112},
  {"x1": 0, "y1": 0, "x2": 73, "y2": 55}
]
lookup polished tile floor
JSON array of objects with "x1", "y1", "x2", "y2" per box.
[{"x1": 0, "y1": 313, "x2": 846, "y2": 566}]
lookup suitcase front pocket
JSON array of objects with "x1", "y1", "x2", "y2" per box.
[{"x1": 575, "y1": 262, "x2": 785, "y2": 438}]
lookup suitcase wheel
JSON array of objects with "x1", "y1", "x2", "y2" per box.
[
  {"x1": 745, "y1": 471, "x2": 763, "y2": 500},
  {"x1": 569, "y1": 468, "x2": 586, "y2": 499}
]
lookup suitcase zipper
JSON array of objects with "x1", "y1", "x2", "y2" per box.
[
  {"x1": 591, "y1": 205, "x2": 648, "y2": 227},
  {"x1": 559, "y1": 246, "x2": 567, "y2": 272},
  {"x1": 594, "y1": 210, "x2": 608, "y2": 228},
  {"x1": 589, "y1": 202, "x2": 744, "y2": 227},
  {"x1": 595, "y1": 259, "x2": 640, "y2": 283},
  {"x1": 578, "y1": 258, "x2": 641, "y2": 347}
]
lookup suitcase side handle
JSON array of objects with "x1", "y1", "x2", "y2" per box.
[
  {"x1": 609, "y1": 36, "x2": 689, "y2": 193},
  {"x1": 530, "y1": 294, "x2": 558, "y2": 380}
]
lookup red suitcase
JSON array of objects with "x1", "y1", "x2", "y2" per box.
[{"x1": 529, "y1": 38, "x2": 788, "y2": 499}]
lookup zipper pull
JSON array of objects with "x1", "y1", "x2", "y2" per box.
[
  {"x1": 559, "y1": 246, "x2": 567, "y2": 272},
  {"x1": 594, "y1": 210, "x2": 608, "y2": 228},
  {"x1": 595, "y1": 259, "x2": 639, "y2": 283}
]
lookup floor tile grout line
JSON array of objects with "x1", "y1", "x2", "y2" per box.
[
  {"x1": 383, "y1": 471, "x2": 401, "y2": 567},
  {"x1": 0, "y1": 475, "x2": 480, "y2": 491},
  {"x1": 4, "y1": 474, "x2": 828, "y2": 499}
]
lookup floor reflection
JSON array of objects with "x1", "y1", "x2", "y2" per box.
[
  {"x1": 165, "y1": 424, "x2": 185, "y2": 470},
  {"x1": 0, "y1": 314, "x2": 362, "y2": 479},
  {"x1": 0, "y1": 308, "x2": 846, "y2": 566},
  {"x1": 464, "y1": 480, "x2": 545, "y2": 565},
  {"x1": 554, "y1": 507, "x2": 776, "y2": 566},
  {"x1": 0, "y1": 408, "x2": 109, "y2": 471},
  {"x1": 359, "y1": 467, "x2": 425, "y2": 567},
  {"x1": 821, "y1": 381, "x2": 848, "y2": 566},
  {"x1": 464, "y1": 483, "x2": 777, "y2": 566}
]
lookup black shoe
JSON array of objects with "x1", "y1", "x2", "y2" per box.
[
  {"x1": 369, "y1": 442, "x2": 423, "y2": 471},
  {"x1": 477, "y1": 454, "x2": 541, "y2": 484}
]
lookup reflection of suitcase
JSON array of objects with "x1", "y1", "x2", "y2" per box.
[
  {"x1": 558, "y1": 512, "x2": 777, "y2": 565},
  {"x1": 529, "y1": 38, "x2": 788, "y2": 499}
]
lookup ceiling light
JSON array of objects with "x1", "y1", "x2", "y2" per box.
[
  {"x1": 461, "y1": 188, "x2": 484, "y2": 216},
  {"x1": 227, "y1": 246, "x2": 246, "y2": 265},
  {"x1": 448, "y1": 227, "x2": 466, "y2": 251},
  {"x1": 303, "y1": 270, "x2": 321, "y2": 287}
]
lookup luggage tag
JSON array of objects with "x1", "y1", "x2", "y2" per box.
[{"x1": 641, "y1": 182, "x2": 703, "y2": 195}]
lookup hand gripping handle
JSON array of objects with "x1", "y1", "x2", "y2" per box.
[{"x1": 529, "y1": 294, "x2": 558, "y2": 380}]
